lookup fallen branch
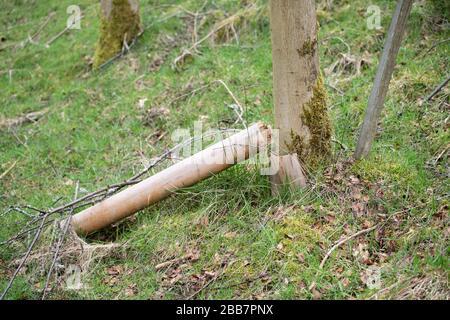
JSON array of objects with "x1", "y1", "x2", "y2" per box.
[
  {"x1": 0, "y1": 108, "x2": 49, "y2": 130},
  {"x1": 425, "y1": 74, "x2": 450, "y2": 102}
]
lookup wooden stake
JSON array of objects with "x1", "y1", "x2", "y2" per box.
[
  {"x1": 70, "y1": 123, "x2": 271, "y2": 235},
  {"x1": 355, "y1": 0, "x2": 413, "y2": 159}
]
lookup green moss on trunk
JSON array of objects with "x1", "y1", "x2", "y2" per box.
[
  {"x1": 93, "y1": 0, "x2": 141, "y2": 68},
  {"x1": 287, "y1": 75, "x2": 332, "y2": 167},
  {"x1": 297, "y1": 37, "x2": 317, "y2": 57}
]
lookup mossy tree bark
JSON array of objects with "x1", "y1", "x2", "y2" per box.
[
  {"x1": 93, "y1": 0, "x2": 142, "y2": 68},
  {"x1": 269, "y1": 0, "x2": 331, "y2": 193}
]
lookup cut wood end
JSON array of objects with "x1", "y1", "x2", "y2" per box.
[{"x1": 270, "y1": 153, "x2": 307, "y2": 195}]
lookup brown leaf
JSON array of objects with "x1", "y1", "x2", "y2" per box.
[
  {"x1": 125, "y1": 284, "x2": 138, "y2": 297},
  {"x1": 107, "y1": 265, "x2": 123, "y2": 276},
  {"x1": 341, "y1": 278, "x2": 350, "y2": 287},
  {"x1": 224, "y1": 231, "x2": 237, "y2": 239},
  {"x1": 312, "y1": 289, "x2": 322, "y2": 300},
  {"x1": 204, "y1": 271, "x2": 216, "y2": 278}
]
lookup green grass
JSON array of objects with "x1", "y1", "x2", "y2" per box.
[{"x1": 0, "y1": 0, "x2": 448, "y2": 300}]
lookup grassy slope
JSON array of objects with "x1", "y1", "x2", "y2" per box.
[{"x1": 0, "y1": 0, "x2": 448, "y2": 299}]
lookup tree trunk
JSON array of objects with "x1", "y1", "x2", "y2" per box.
[
  {"x1": 269, "y1": 0, "x2": 331, "y2": 192},
  {"x1": 93, "y1": 0, "x2": 141, "y2": 68}
]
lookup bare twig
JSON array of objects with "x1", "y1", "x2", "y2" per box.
[
  {"x1": 308, "y1": 224, "x2": 378, "y2": 291},
  {"x1": 173, "y1": 4, "x2": 260, "y2": 68},
  {"x1": 155, "y1": 253, "x2": 195, "y2": 271},
  {"x1": 19, "y1": 12, "x2": 56, "y2": 48},
  {"x1": 331, "y1": 138, "x2": 348, "y2": 151},
  {"x1": 416, "y1": 38, "x2": 450, "y2": 59},
  {"x1": 41, "y1": 182, "x2": 79, "y2": 299},
  {"x1": 46, "y1": 15, "x2": 84, "y2": 47},
  {"x1": 215, "y1": 79, "x2": 246, "y2": 127},
  {"x1": 319, "y1": 225, "x2": 378, "y2": 269},
  {"x1": 97, "y1": 29, "x2": 144, "y2": 70},
  {"x1": 166, "y1": 79, "x2": 246, "y2": 126},
  {"x1": 0, "y1": 212, "x2": 50, "y2": 300},
  {"x1": 425, "y1": 74, "x2": 450, "y2": 102}
]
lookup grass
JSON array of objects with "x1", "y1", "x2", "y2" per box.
[{"x1": 0, "y1": 0, "x2": 448, "y2": 300}]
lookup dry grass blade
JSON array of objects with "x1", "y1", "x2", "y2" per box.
[{"x1": 0, "y1": 161, "x2": 17, "y2": 180}]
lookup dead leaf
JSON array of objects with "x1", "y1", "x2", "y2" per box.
[
  {"x1": 341, "y1": 278, "x2": 350, "y2": 287},
  {"x1": 107, "y1": 265, "x2": 123, "y2": 276},
  {"x1": 125, "y1": 284, "x2": 138, "y2": 297},
  {"x1": 312, "y1": 288, "x2": 322, "y2": 299},
  {"x1": 352, "y1": 243, "x2": 371, "y2": 265},
  {"x1": 224, "y1": 231, "x2": 237, "y2": 239},
  {"x1": 142, "y1": 107, "x2": 170, "y2": 126}
]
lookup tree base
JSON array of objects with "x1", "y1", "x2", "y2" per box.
[{"x1": 270, "y1": 154, "x2": 307, "y2": 195}]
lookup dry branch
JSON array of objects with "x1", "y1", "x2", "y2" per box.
[{"x1": 0, "y1": 108, "x2": 49, "y2": 130}]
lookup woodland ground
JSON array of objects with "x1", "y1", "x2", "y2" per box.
[{"x1": 0, "y1": 0, "x2": 448, "y2": 299}]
